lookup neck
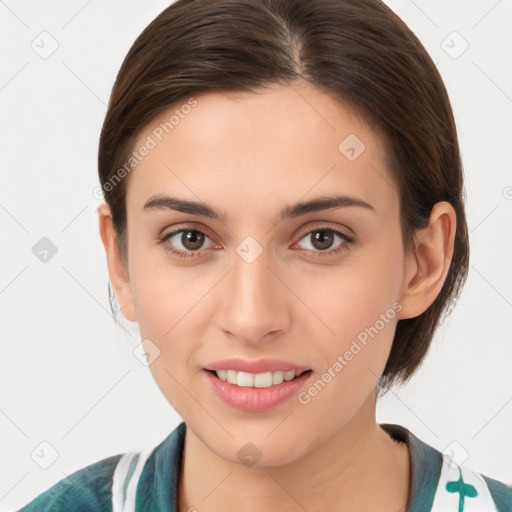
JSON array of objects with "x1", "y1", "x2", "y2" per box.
[{"x1": 177, "y1": 389, "x2": 411, "y2": 512}]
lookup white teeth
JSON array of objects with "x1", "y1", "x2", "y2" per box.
[
  {"x1": 213, "y1": 369, "x2": 306, "y2": 388},
  {"x1": 237, "y1": 371, "x2": 254, "y2": 387},
  {"x1": 216, "y1": 369, "x2": 227, "y2": 381},
  {"x1": 272, "y1": 371, "x2": 284, "y2": 385}
]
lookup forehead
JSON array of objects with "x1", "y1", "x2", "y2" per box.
[{"x1": 126, "y1": 82, "x2": 397, "y2": 222}]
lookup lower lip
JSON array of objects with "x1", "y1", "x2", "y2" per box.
[{"x1": 202, "y1": 369, "x2": 313, "y2": 412}]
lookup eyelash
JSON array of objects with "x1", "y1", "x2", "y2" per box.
[{"x1": 158, "y1": 226, "x2": 355, "y2": 259}]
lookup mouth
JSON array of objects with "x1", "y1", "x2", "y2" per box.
[
  {"x1": 203, "y1": 368, "x2": 314, "y2": 412},
  {"x1": 205, "y1": 369, "x2": 313, "y2": 388}
]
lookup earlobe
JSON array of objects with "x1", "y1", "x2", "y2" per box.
[
  {"x1": 398, "y1": 201, "x2": 456, "y2": 319},
  {"x1": 97, "y1": 203, "x2": 137, "y2": 322}
]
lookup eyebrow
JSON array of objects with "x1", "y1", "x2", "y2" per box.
[{"x1": 142, "y1": 193, "x2": 375, "y2": 223}]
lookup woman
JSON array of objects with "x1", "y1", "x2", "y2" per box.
[{"x1": 17, "y1": 0, "x2": 512, "y2": 510}]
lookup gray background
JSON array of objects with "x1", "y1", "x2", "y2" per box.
[{"x1": 1, "y1": 0, "x2": 511, "y2": 509}]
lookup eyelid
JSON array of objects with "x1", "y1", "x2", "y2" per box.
[
  {"x1": 294, "y1": 222, "x2": 355, "y2": 241},
  {"x1": 160, "y1": 222, "x2": 216, "y2": 240}
]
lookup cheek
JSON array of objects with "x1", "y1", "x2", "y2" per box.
[
  {"x1": 128, "y1": 237, "x2": 202, "y2": 328},
  {"x1": 127, "y1": 255, "x2": 208, "y2": 416},
  {"x1": 296, "y1": 235, "x2": 404, "y2": 371},
  {"x1": 305, "y1": 245, "x2": 403, "y2": 330},
  {"x1": 295, "y1": 260, "x2": 402, "y2": 420},
  {"x1": 127, "y1": 243, "x2": 220, "y2": 364}
]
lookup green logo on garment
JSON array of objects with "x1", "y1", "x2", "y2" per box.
[{"x1": 445, "y1": 469, "x2": 478, "y2": 512}]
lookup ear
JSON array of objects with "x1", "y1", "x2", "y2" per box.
[
  {"x1": 97, "y1": 202, "x2": 137, "y2": 322},
  {"x1": 398, "y1": 201, "x2": 457, "y2": 319}
]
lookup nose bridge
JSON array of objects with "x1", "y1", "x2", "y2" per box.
[{"x1": 217, "y1": 236, "x2": 288, "y2": 342}]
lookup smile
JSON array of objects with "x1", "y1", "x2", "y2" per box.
[
  {"x1": 212, "y1": 369, "x2": 309, "y2": 388},
  {"x1": 203, "y1": 369, "x2": 313, "y2": 412}
]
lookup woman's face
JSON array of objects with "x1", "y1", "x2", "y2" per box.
[{"x1": 119, "y1": 81, "x2": 413, "y2": 465}]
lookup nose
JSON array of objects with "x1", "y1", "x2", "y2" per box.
[{"x1": 214, "y1": 243, "x2": 291, "y2": 346}]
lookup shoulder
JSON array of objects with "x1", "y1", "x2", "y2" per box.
[
  {"x1": 380, "y1": 423, "x2": 512, "y2": 512},
  {"x1": 436, "y1": 463, "x2": 512, "y2": 512},
  {"x1": 15, "y1": 423, "x2": 187, "y2": 512},
  {"x1": 478, "y1": 472, "x2": 512, "y2": 512},
  {"x1": 16, "y1": 454, "x2": 121, "y2": 512},
  {"x1": 425, "y1": 441, "x2": 512, "y2": 511}
]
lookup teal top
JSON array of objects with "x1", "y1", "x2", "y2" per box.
[{"x1": 16, "y1": 421, "x2": 512, "y2": 512}]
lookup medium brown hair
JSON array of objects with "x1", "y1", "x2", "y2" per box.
[{"x1": 98, "y1": 0, "x2": 469, "y2": 393}]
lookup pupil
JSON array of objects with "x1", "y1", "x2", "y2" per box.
[{"x1": 312, "y1": 230, "x2": 333, "y2": 250}]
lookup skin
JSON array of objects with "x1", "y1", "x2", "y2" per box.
[{"x1": 98, "y1": 80, "x2": 456, "y2": 511}]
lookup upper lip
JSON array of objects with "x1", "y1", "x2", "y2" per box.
[{"x1": 204, "y1": 358, "x2": 311, "y2": 374}]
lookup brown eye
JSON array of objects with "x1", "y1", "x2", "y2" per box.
[
  {"x1": 295, "y1": 227, "x2": 354, "y2": 255},
  {"x1": 310, "y1": 230, "x2": 336, "y2": 251},
  {"x1": 179, "y1": 230, "x2": 206, "y2": 251},
  {"x1": 160, "y1": 228, "x2": 215, "y2": 258}
]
